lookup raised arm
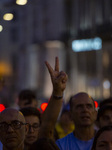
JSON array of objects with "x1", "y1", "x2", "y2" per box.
[{"x1": 38, "y1": 57, "x2": 68, "y2": 139}]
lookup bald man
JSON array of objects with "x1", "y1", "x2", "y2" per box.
[
  {"x1": 56, "y1": 92, "x2": 97, "y2": 150},
  {"x1": 0, "y1": 108, "x2": 28, "y2": 150}
]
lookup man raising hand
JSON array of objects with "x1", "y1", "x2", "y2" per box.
[{"x1": 38, "y1": 56, "x2": 68, "y2": 139}]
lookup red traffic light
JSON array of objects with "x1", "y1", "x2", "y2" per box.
[
  {"x1": 0, "y1": 104, "x2": 5, "y2": 112},
  {"x1": 40, "y1": 102, "x2": 48, "y2": 112}
]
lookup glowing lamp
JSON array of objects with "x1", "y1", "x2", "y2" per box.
[
  {"x1": 0, "y1": 104, "x2": 5, "y2": 112},
  {"x1": 41, "y1": 103, "x2": 48, "y2": 111},
  {"x1": 94, "y1": 101, "x2": 98, "y2": 108}
]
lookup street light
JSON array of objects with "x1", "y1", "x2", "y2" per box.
[
  {"x1": 3, "y1": 13, "x2": 14, "y2": 21},
  {"x1": 16, "y1": 0, "x2": 27, "y2": 5},
  {"x1": 0, "y1": 25, "x2": 3, "y2": 32}
]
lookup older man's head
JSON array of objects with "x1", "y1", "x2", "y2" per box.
[{"x1": 0, "y1": 108, "x2": 28, "y2": 150}]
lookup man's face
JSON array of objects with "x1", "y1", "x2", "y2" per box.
[
  {"x1": 0, "y1": 109, "x2": 27, "y2": 150},
  {"x1": 71, "y1": 94, "x2": 97, "y2": 127},
  {"x1": 24, "y1": 115, "x2": 40, "y2": 146},
  {"x1": 99, "y1": 110, "x2": 112, "y2": 128},
  {"x1": 96, "y1": 130, "x2": 112, "y2": 150}
]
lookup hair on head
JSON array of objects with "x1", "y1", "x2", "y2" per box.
[
  {"x1": 19, "y1": 89, "x2": 36, "y2": 102},
  {"x1": 91, "y1": 126, "x2": 112, "y2": 150},
  {"x1": 20, "y1": 107, "x2": 41, "y2": 124}
]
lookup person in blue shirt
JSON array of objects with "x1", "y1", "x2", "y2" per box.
[
  {"x1": 56, "y1": 92, "x2": 97, "y2": 150},
  {"x1": 0, "y1": 141, "x2": 3, "y2": 150}
]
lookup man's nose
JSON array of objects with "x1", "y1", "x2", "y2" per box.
[
  {"x1": 28, "y1": 126, "x2": 34, "y2": 133},
  {"x1": 7, "y1": 125, "x2": 14, "y2": 132},
  {"x1": 82, "y1": 106, "x2": 89, "y2": 111}
]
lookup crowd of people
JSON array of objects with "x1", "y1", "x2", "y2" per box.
[{"x1": 0, "y1": 57, "x2": 112, "y2": 150}]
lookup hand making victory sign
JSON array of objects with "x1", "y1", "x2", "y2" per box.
[
  {"x1": 39, "y1": 57, "x2": 68, "y2": 140},
  {"x1": 45, "y1": 56, "x2": 68, "y2": 98}
]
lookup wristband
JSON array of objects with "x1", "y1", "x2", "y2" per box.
[{"x1": 53, "y1": 95, "x2": 63, "y2": 99}]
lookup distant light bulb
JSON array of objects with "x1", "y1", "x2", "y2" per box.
[
  {"x1": 3, "y1": 13, "x2": 13, "y2": 21},
  {"x1": 0, "y1": 25, "x2": 3, "y2": 32},
  {"x1": 103, "y1": 80, "x2": 110, "y2": 89},
  {"x1": 16, "y1": 0, "x2": 27, "y2": 5}
]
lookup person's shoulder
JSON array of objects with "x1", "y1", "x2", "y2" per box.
[
  {"x1": 0, "y1": 141, "x2": 3, "y2": 150},
  {"x1": 56, "y1": 132, "x2": 74, "y2": 143},
  {"x1": 56, "y1": 132, "x2": 76, "y2": 150}
]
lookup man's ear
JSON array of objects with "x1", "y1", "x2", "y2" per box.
[
  {"x1": 25, "y1": 124, "x2": 29, "y2": 135},
  {"x1": 95, "y1": 120, "x2": 100, "y2": 129},
  {"x1": 94, "y1": 108, "x2": 98, "y2": 120}
]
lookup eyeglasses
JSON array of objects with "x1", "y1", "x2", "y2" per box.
[
  {"x1": 27, "y1": 123, "x2": 40, "y2": 131},
  {"x1": 0, "y1": 120, "x2": 26, "y2": 131}
]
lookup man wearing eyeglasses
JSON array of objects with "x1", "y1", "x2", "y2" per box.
[
  {"x1": 20, "y1": 107, "x2": 41, "y2": 150},
  {"x1": 0, "y1": 108, "x2": 28, "y2": 150}
]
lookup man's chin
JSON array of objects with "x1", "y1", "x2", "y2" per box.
[
  {"x1": 25, "y1": 140, "x2": 37, "y2": 145},
  {"x1": 5, "y1": 143, "x2": 18, "y2": 149},
  {"x1": 80, "y1": 122, "x2": 92, "y2": 127}
]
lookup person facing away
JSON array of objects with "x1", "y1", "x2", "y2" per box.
[
  {"x1": 56, "y1": 92, "x2": 97, "y2": 150},
  {"x1": 96, "y1": 105, "x2": 112, "y2": 129},
  {"x1": 55, "y1": 109, "x2": 74, "y2": 139},
  {"x1": 17, "y1": 89, "x2": 38, "y2": 109},
  {"x1": 91, "y1": 125, "x2": 112, "y2": 150},
  {"x1": 0, "y1": 108, "x2": 28, "y2": 150},
  {"x1": 20, "y1": 107, "x2": 41, "y2": 150}
]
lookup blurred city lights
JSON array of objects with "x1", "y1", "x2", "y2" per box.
[
  {"x1": 3, "y1": 13, "x2": 14, "y2": 21},
  {"x1": 103, "y1": 80, "x2": 111, "y2": 89},
  {"x1": 94, "y1": 101, "x2": 98, "y2": 108},
  {"x1": 16, "y1": 0, "x2": 27, "y2": 5},
  {"x1": 41, "y1": 102, "x2": 48, "y2": 112},
  {"x1": 72, "y1": 37, "x2": 102, "y2": 52},
  {"x1": 0, "y1": 25, "x2": 3, "y2": 32},
  {"x1": 0, "y1": 62, "x2": 12, "y2": 75},
  {"x1": 0, "y1": 104, "x2": 5, "y2": 112}
]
